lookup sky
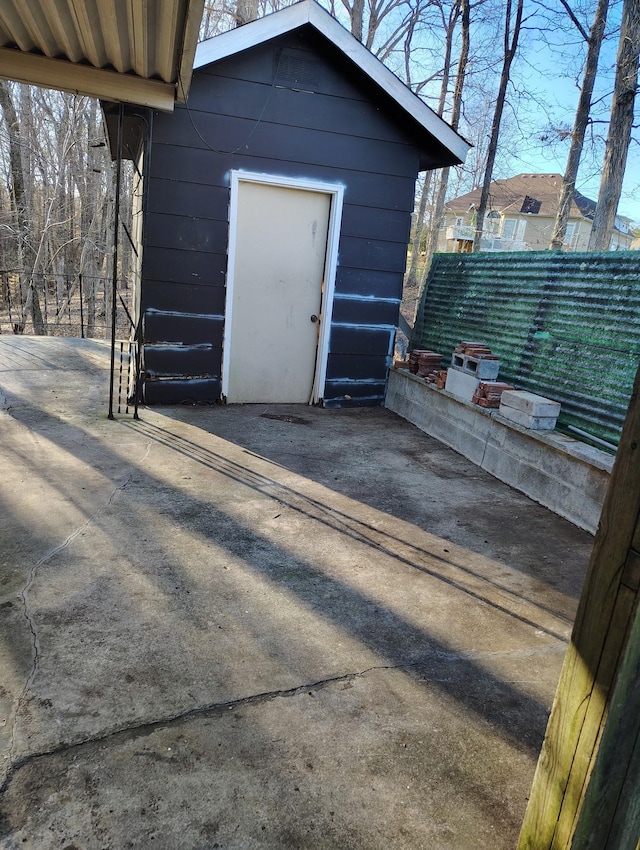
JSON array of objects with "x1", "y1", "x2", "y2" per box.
[
  {"x1": 365, "y1": 0, "x2": 639, "y2": 223},
  {"x1": 484, "y1": 0, "x2": 638, "y2": 222}
]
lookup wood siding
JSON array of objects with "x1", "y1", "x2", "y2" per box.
[{"x1": 142, "y1": 27, "x2": 427, "y2": 405}]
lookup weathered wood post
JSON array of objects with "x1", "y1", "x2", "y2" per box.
[{"x1": 518, "y1": 361, "x2": 640, "y2": 849}]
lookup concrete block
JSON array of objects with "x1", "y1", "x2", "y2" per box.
[
  {"x1": 445, "y1": 368, "x2": 480, "y2": 401},
  {"x1": 500, "y1": 390, "x2": 561, "y2": 418},
  {"x1": 469, "y1": 358, "x2": 499, "y2": 380},
  {"x1": 451, "y1": 354, "x2": 500, "y2": 380},
  {"x1": 497, "y1": 404, "x2": 557, "y2": 430}
]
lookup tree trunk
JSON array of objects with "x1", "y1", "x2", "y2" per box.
[
  {"x1": 0, "y1": 81, "x2": 33, "y2": 279},
  {"x1": 84, "y1": 276, "x2": 96, "y2": 338},
  {"x1": 472, "y1": 0, "x2": 524, "y2": 252},
  {"x1": 587, "y1": 0, "x2": 640, "y2": 251},
  {"x1": 405, "y1": 173, "x2": 434, "y2": 292},
  {"x1": 425, "y1": 0, "x2": 470, "y2": 266},
  {"x1": 78, "y1": 100, "x2": 104, "y2": 338},
  {"x1": 30, "y1": 278, "x2": 46, "y2": 335},
  {"x1": 350, "y1": 0, "x2": 365, "y2": 42},
  {"x1": 551, "y1": 0, "x2": 610, "y2": 250},
  {"x1": 0, "y1": 82, "x2": 46, "y2": 332},
  {"x1": 405, "y1": 0, "x2": 463, "y2": 294},
  {"x1": 235, "y1": 0, "x2": 258, "y2": 26}
]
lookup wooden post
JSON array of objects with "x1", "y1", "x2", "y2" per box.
[{"x1": 518, "y1": 360, "x2": 640, "y2": 850}]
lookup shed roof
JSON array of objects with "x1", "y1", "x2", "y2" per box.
[
  {"x1": 194, "y1": 0, "x2": 470, "y2": 168},
  {"x1": 0, "y1": 0, "x2": 205, "y2": 111}
]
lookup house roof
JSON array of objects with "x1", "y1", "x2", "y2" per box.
[
  {"x1": 0, "y1": 0, "x2": 205, "y2": 111},
  {"x1": 194, "y1": 0, "x2": 471, "y2": 168},
  {"x1": 445, "y1": 173, "x2": 596, "y2": 219}
]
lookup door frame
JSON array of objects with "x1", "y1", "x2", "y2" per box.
[{"x1": 223, "y1": 170, "x2": 344, "y2": 404}]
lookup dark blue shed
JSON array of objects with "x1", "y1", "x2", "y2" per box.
[{"x1": 114, "y1": 0, "x2": 469, "y2": 406}]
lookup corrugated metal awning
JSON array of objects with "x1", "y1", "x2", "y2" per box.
[{"x1": 0, "y1": 0, "x2": 205, "y2": 111}]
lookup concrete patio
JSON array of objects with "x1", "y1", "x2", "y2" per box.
[{"x1": 0, "y1": 337, "x2": 594, "y2": 849}]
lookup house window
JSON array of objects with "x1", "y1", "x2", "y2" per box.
[
  {"x1": 615, "y1": 217, "x2": 629, "y2": 234},
  {"x1": 487, "y1": 210, "x2": 500, "y2": 234},
  {"x1": 455, "y1": 216, "x2": 464, "y2": 226},
  {"x1": 502, "y1": 218, "x2": 516, "y2": 240},
  {"x1": 565, "y1": 222, "x2": 576, "y2": 243},
  {"x1": 521, "y1": 195, "x2": 542, "y2": 215}
]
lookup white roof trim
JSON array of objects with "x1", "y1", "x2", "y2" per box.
[{"x1": 194, "y1": 0, "x2": 470, "y2": 165}]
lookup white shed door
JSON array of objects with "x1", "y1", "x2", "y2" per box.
[{"x1": 226, "y1": 181, "x2": 331, "y2": 403}]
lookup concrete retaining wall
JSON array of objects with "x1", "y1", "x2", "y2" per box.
[{"x1": 385, "y1": 367, "x2": 614, "y2": 534}]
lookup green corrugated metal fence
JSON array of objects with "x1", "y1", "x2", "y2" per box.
[{"x1": 412, "y1": 251, "x2": 640, "y2": 447}]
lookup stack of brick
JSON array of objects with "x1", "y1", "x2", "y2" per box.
[
  {"x1": 393, "y1": 357, "x2": 411, "y2": 370},
  {"x1": 433, "y1": 370, "x2": 448, "y2": 389},
  {"x1": 408, "y1": 349, "x2": 443, "y2": 380},
  {"x1": 471, "y1": 381, "x2": 515, "y2": 408},
  {"x1": 445, "y1": 340, "x2": 501, "y2": 401},
  {"x1": 499, "y1": 390, "x2": 561, "y2": 430}
]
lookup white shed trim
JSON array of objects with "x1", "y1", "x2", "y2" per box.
[{"x1": 223, "y1": 169, "x2": 344, "y2": 404}]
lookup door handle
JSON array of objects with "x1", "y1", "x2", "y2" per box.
[{"x1": 310, "y1": 314, "x2": 319, "y2": 323}]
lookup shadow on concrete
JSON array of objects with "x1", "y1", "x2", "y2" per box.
[
  {"x1": 0, "y1": 347, "x2": 594, "y2": 846},
  {"x1": 159, "y1": 404, "x2": 590, "y2": 613},
  {"x1": 1, "y1": 390, "x2": 572, "y2": 755},
  {"x1": 128, "y1": 417, "x2": 575, "y2": 643}
]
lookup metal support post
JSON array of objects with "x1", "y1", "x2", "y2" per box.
[{"x1": 108, "y1": 102, "x2": 124, "y2": 420}]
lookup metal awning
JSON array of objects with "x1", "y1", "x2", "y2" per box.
[{"x1": 0, "y1": 0, "x2": 205, "y2": 111}]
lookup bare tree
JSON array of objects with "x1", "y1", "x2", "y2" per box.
[
  {"x1": 404, "y1": 0, "x2": 462, "y2": 293},
  {"x1": 550, "y1": 0, "x2": 610, "y2": 250},
  {"x1": 424, "y1": 0, "x2": 470, "y2": 266},
  {"x1": 334, "y1": 0, "x2": 441, "y2": 58},
  {"x1": 71, "y1": 98, "x2": 110, "y2": 336},
  {"x1": 588, "y1": 0, "x2": 640, "y2": 250},
  {"x1": 472, "y1": 0, "x2": 524, "y2": 252},
  {"x1": 0, "y1": 81, "x2": 44, "y2": 332},
  {"x1": 0, "y1": 83, "x2": 117, "y2": 336}
]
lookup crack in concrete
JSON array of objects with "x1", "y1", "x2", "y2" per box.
[
  {"x1": 0, "y1": 664, "x2": 397, "y2": 798},
  {"x1": 4, "y1": 442, "x2": 153, "y2": 792}
]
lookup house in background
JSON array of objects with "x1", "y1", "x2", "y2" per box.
[
  {"x1": 437, "y1": 173, "x2": 634, "y2": 253},
  {"x1": 107, "y1": 0, "x2": 469, "y2": 407}
]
